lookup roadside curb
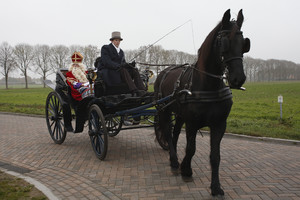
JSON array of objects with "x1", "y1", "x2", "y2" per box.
[
  {"x1": 196, "y1": 130, "x2": 299, "y2": 146},
  {"x1": 0, "y1": 112, "x2": 44, "y2": 118},
  {"x1": 224, "y1": 132, "x2": 300, "y2": 146},
  {"x1": 0, "y1": 167, "x2": 59, "y2": 200}
]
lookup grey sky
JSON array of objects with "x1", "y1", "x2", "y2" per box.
[{"x1": 1, "y1": 0, "x2": 300, "y2": 64}]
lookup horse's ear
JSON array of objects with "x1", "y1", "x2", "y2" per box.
[
  {"x1": 222, "y1": 9, "x2": 231, "y2": 28},
  {"x1": 237, "y1": 9, "x2": 244, "y2": 28}
]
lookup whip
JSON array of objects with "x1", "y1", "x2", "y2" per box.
[{"x1": 130, "y1": 20, "x2": 195, "y2": 62}]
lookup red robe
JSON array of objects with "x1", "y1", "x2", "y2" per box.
[{"x1": 66, "y1": 71, "x2": 89, "y2": 101}]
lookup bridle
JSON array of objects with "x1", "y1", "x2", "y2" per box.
[
  {"x1": 192, "y1": 29, "x2": 245, "y2": 81},
  {"x1": 217, "y1": 30, "x2": 244, "y2": 62}
]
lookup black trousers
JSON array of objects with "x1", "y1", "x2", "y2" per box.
[{"x1": 119, "y1": 67, "x2": 146, "y2": 92}]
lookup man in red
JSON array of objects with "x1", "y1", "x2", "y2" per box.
[{"x1": 66, "y1": 52, "x2": 94, "y2": 101}]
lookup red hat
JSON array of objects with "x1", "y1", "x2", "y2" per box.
[{"x1": 71, "y1": 52, "x2": 83, "y2": 63}]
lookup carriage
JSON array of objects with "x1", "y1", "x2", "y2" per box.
[
  {"x1": 44, "y1": 66, "x2": 178, "y2": 160},
  {"x1": 45, "y1": 9, "x2": 250, "y2": 197}
]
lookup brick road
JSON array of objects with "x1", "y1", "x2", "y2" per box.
[{"x1": 0, "y1": 113, "x2": 299, "y2": 200}]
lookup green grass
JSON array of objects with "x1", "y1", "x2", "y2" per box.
[
  {"x1": 0, "y1": 82, "x2": 299, "y2": 140},
  {"x1": 228, "y1": 82, "x2": 300, "y2": 140},
  {"x1": 0, "y1": 87, "x2": 52, "y2": 115},
  {"x1": 0, "y1": 171, "x2": 47, "y2": 200},
  {"x1": 0, "y1": 84, "x2": 46, "y2": 89}
]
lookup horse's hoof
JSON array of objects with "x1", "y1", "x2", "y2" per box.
[
  {"x1": 211, "y1": 194, "x2": 225, "y2": 200},
  {"x1": 181, "y1": 175, "x2": 193, "y2": 182},
  {"x1": 170, "y1": 161, "x2": 179, "y2": 169},
  {"x1": 171, "y1": 167, "x2": 180, "y2": 175},
  {"x1": 211, "y1": 186, "x2": 224, "y2": 197},
  {"x1": 180, "y1": 167, "x2": 193, "y2": 177}
]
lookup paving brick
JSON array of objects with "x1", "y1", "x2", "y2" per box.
[{"x1": 0, "y1": 113, "x2": 299, "y2": 200}]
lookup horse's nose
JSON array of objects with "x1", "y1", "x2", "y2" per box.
[{"x1": 231, "y1": 74, "x2": 246, "y2": 88}]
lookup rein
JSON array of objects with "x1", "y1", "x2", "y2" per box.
[
  {"x1": 136, "y1": 62, "x2": 188, "y2": 67},
  {"x1": 191, "y1": 66, "x2": 224, "y2": 80},
  {"x1": 136, "y1": 62, "x2": 225, "y2": 80},
  {"x1": 156, "y1": 64, "x2": 232, "y2": 103}
]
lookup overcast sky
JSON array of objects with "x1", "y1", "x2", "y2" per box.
[{"x1": 1, "y1": 0, "x2": 300, "y2": 64}]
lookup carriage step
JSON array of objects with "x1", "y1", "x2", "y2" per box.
[{"x1": 65, "y1": 125, "x2": 74, "y2": 132}]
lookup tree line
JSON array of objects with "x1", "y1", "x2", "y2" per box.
[
  {"x1": 0, "y1": 42, "x2": 99, "y2": 89},
  {"x1": 243, "y1": 56, "x2": 300, "y2": 82},
  {"x1": 0, "y1": 42, "x2": 299, "y2": 89}
]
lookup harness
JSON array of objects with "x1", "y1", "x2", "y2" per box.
[
  {"x1": 157, "y1": 64, "x2": 232, "y2": 104},
  {"x1": 155, "y1": 27, "x2": 247, "y2": 104}
]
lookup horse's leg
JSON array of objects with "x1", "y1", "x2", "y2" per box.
[
  {"x1": 159, "y1": 110, "x2": 179, "y2": 169},
  {"x1": 180, "y1": 123, "x2": 197, "y2": 177},
  {"x1": 210, "y1": 124, "x2": 225, "y2": 196},
  {"x1": 172, "y1": 115, "x2": 184, "y2": 154}
]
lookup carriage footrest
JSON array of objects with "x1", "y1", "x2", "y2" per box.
[{"x1": 97, "y1": 94, "x2": 155, "y2": 110}]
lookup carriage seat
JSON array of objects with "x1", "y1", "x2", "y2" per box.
[
  {"x1": 55, "y1": 68, "x2": 89, "y2": 107},
  {"x1": 55, "y1": 68, "x2": 71, "y2": 102},
  {"x1": 56, "y1": 68, "x2": 94, "y2": 102},
  {"x1": 94, "y1": 70, "x2": 130, "y2": 97},
  {"x1": 55, "y1": 68, "x2": 93, "y2": 133}
]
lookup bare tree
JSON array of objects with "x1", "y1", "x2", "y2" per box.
[
  {"x1": 126, "y1": 45, "x2": 196, "y2": 75},
  {"x1": 243, "y1": 56, "x2": 300, "y2": 82},
  {"x1": 69, "y1": 45, "x2": 83, "y2": 55},
  {"x1": 124, "y1": 49, "x2": 138, "y2": 62},
  {"x1": 0, "y1": 42, "x2": 17, "y2": 89},
  {"x1": 50, "y1": 45, "x2": 70, "y2": 70},
  {"x1": 82, "y1": 45, "x2": 99, "y2": 68},
  {"x1": 14, "y1": 43, "x2": 34, "y2": 88},
  {"x1": 33, "y1": 44, "x2": 52, "y2": 87}
]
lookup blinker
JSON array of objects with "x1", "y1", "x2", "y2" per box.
[{"x1": 243, "y1": 38, "x2": 251, "y2": 53}]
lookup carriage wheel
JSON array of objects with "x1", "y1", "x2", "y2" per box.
[
  {"x1": 106, "y1": 116, "x2": 123, "y2": 137},
  {"x1": 45, "y1": 92, "x2": 67, "y2": 144},
  {"x1": 88, "y1": 104, "x2": 108, "y2": 160},
  {"x1": 154, "y1": 115, "x2": 169, "y2": 150},
  {"x1": 145, "y1": 115, "x2": 155, "y2": 125}
]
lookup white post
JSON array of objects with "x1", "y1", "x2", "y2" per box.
[{"x1": 278, "y1": 95, "x2": 283, "y2": 119}]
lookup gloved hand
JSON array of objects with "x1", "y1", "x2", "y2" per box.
[
  {"x1": 130, "y1": 60, "x2": 136, "y2": 66},
  {"x1": 120, "y1": 63, "x2": 128, "y2": 68},
  {"x1": 73, "y1": 82, "x2": 82, "y2": 89}
]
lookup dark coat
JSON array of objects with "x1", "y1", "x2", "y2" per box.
[{"x1": 97, "y1": 43, "x2": 126, "y2": 86}]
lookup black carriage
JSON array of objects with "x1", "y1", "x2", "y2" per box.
[{"x1": 45, "y1": 67, "x2": 174, "y2": 160}]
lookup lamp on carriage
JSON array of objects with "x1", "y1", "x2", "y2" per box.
[{"x1": 278, "y1": 95, "x2": 283, "y2": 119}]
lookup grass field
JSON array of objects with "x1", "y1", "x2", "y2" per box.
[
  {"x1": 0, "y1": 171, "x2": 47, "y2": 200},
  {"x1": 0, "y1": 82, "x2": 299, "y2": 140},
  {"x1": 228, "y1": 82, "x2": 300, "y2": 140},
  {"x1": 0, "y1": 87, "x2": 51, "y2": 115}
]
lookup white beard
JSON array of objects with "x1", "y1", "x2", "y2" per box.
[{"x1": 69, "y1": 63, "x2": 88, "y2": 83}]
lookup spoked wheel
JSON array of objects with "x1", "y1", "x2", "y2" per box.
[
  {"x1": 154, "y1": 114, "x2": 169, "y2": 150},
  {"x1": 88, "y1": 104, "x2": 108, "y2": 160},
  {"x1": 45, "y1": 91, "x2": 67, "y2": 144},
  {"x1": 145, "y1": 115, "x2": 155, "y2": 125},
  {"x1": 106, "y1": 116, "x2": 123, "y2": 137}
]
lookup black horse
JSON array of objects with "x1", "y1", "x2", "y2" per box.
[{"x1": 154, "y1": 9, "x2": 250, "y2": 196}]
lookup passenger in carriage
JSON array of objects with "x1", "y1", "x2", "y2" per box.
[
  {"x1": 66, "y1": 52, "x2": 94, "y2": 101},
  {"x1": 96, "y1": 31, "x2": 147, "y2": 96}
]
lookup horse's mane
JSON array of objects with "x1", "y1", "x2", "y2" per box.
[
  {"x1": 196, "y1": 20, "x2": 240, "y2": 72},
  {"x1": 196, "y1": 22, "x2": 222, "y2": 71}
]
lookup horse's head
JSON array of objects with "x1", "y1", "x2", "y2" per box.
[{"x1": 217, "y1": 9, "x2": 250, "y2": 89}]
